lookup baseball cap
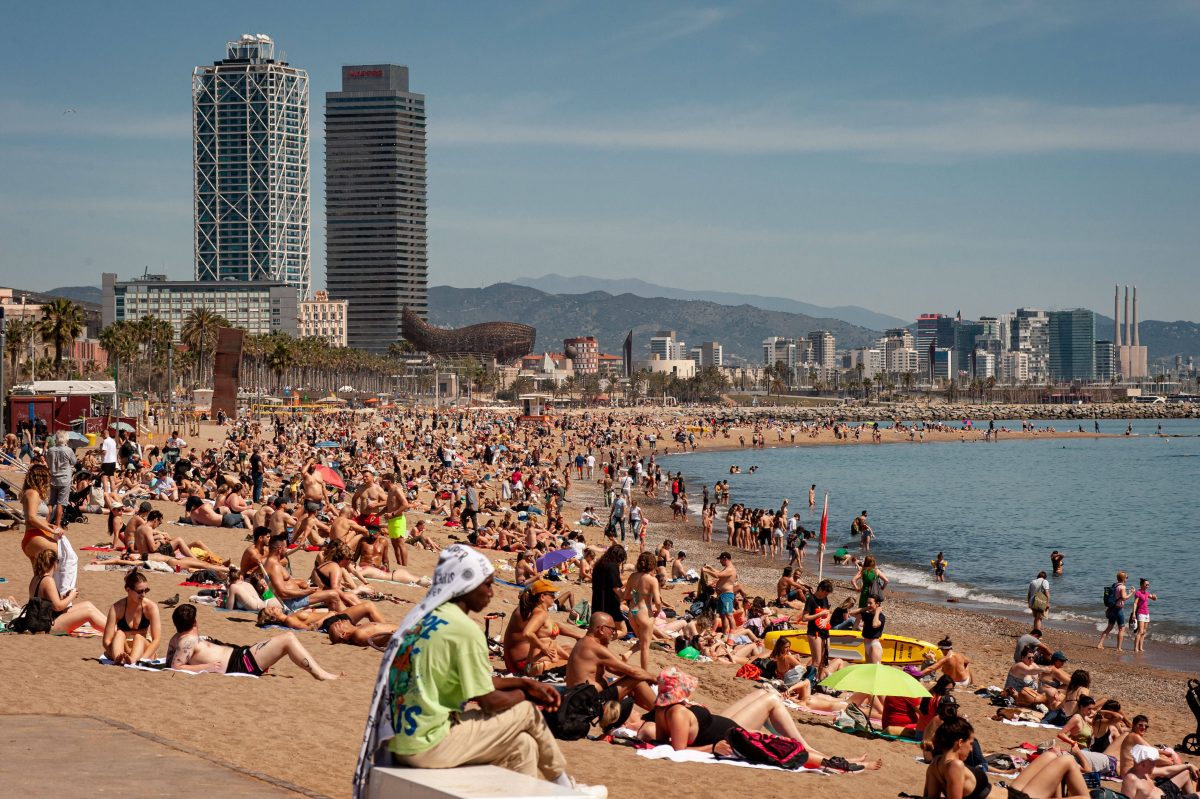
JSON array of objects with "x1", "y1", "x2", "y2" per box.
[
  {"x1": 1130, "y1": 744, "x2": 1159, "y2": 764},
  {"x1": 529, "y1": 579, "x2": 557, "y2": 595},
  {"x1": 1051, "y1": 651, "x2": 1068, "y2": 662}
]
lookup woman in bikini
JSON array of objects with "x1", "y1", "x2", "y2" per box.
[
  {"x1": 20, "y1": 464, "x2": 63, "y2": 572},
  {"x1": 102, "y1": 568, "x2": 162, "y2": 666},
  {"x1": 622, "y1": 551, "x2": 665, "y2": 670},
  {"x1": 26, "y1": 550, "x2": 107, "y2": 634},
  {"x1": 501, "y1": 580, "x2": 582, "y2": 676},
  {"x1": 924, "y1": 717, "x2": 1091, "y2": 799},
  {"x1": 636, "y1": 669, "x2": 881, "y2": 771}
]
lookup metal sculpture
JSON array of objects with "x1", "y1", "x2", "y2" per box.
[{"x1": 401, "y1": 308, "x2": 535, "y2": 362}]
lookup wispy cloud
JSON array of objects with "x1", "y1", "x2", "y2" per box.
[
  {"x1": 0, "y1": 100, "x2": 189, "y2": 139},
  {"x1": 611, "y1": 7, "x2": 730, "y2": 49},
  {"x1": 833, "y1": 0, "x2": 1088, "y2": 36},
  {"x1": 436, "y1": 97, "x2": 1200, "y2": 159}
]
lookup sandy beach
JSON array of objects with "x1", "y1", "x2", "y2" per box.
[{"x1": 1, "y1": 411, "x2": 1196, "y2": 799}]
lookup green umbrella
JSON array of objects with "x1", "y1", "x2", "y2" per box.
[{"x1": 818, "y1": 663, "x2": 931, "y2": 698}]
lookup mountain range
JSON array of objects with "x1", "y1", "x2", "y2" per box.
[
  {"x1": 512, "y1": 273, "x2": 910, "y2": 331},
  {"x1": 429, "y1": 283, "x2": 887, "y2": 360}
]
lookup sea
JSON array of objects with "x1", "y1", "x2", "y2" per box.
[{"x1": 661, "y1": 418, "x2": 1200, "y2": 652}]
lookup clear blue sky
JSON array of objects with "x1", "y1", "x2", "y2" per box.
[{"x1": 2, "y1": 1, "x2": 1199, "y2": 322}]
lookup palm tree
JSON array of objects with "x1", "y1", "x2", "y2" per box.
[
  {"x1": 4, "y1": 318, "x2": 34, "y2": 380},
  {"x1": 265, "y1": 336, "x2": 295, "y2": 393},
  {"x1": 180, "y1": 308, "x2": 229, "y2": 385},
  {"x1": 99, "y1": 321, "x2": 139, "y2": 388},
  {"x1": 38, "y1": 298, "x2": 86, "y2": 377}
]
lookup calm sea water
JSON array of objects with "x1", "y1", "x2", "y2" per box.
[{"x1": 662, "y1": 418, "x2": 1200, "y2": 647}]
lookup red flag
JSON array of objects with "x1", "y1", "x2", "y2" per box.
[{"x1": 819, "y1": 493, "x2": 828, "y2": 546}]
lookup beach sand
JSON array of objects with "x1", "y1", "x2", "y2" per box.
[{"x1": 1, "y1": 415, "x2": 1194, "y2": 799}]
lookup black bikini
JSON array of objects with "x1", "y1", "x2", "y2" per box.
[
  {"x1": 116, "y1": 604, "x2": 150, "y2": 633},
  {"x1": 314, "y1": 563, "x2": 334, "y2": 589}
]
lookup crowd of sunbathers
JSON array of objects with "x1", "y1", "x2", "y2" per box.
[{"x1": 5, "y1": 408, "x2": 1197, "y2": 799}]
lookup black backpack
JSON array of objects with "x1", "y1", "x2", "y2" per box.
[
  {"x1": 11, "y1": 597, "x2": 54, "y2": 634},
  {"x1": 543, "y1": 683, "x2": 601, "y2": 741}
]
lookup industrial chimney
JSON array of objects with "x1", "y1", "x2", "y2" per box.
[
  {"x1": 1124, "y1": 286, "x2": 1130, "y2": 351},
  {"x1": 1132, "y1": 286, "x2": 1139, "y2": 346},
  {"x1": 1114, "y1": 284, "x2": 1121, "y2": 346}
]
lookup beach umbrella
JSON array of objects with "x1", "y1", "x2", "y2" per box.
[
  {"x1": 65, "y1": 431, "x2": 90, "y2": 448},
  {"x1": 314, "y1": 465, "x2": 346, "y2": 491},
  {"x1": 536, "y1": 548, "x2": 578, "y2": 573},
  {"x1": 315, "y1": 440, "x2": 341, "y2": 448},
  {"x1": 819, "y1": 663, "x2": 930, "y2": 699},
  {"x1": 114, "y1": 421, "x2": 136, "y2": 432}
]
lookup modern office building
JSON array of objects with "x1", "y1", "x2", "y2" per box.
[
  {"x1": 326, "y1": 65, "x2": 428, "y2": 353},
  {"x1": 915, "y1": 313, "x2": 955, "y2": 374},
  {"x1": 762, "y1": 336, "x2": 797, "y2": 369},
  {"x1": 193, "y1": 34, "x2": 311, "y2": 296},
  {"x1": 1048, "y1": 308, "x2": 1096, "y2": 382},
  {"x1": 953, "y1": 319, "x2": 984, "y2": 379},
  {"x1": 1010, "y1": 309, "x2": 1050, "y2": 384},
  {"x1": 650, "y1": 330, "x2": 686, "y2": 361},
  {"x1": 1095, "y1": 340, "x2": 1115, "y2": 382},
  {"x1": 807, "y1": 331, "x2": 836, "y2": 368},
  {"x1": 696, "y1": 341, "x2": 724, "y2": 368},
  {"x1": 931, "y1": 348, "x2": 955, "y2": 382},
  {"x1": 298, "y1": 290, "x2": 349, "y2": 346},
  {"x1": 102, "y1": 272, "x2": 298, "y2": 341}
]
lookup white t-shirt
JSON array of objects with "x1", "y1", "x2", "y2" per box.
[
  {"x1": 101, "y1": 436, "x2": 118, "y2": 464},
  {"x1": 1027, "y1": 577, "x2": 1050, "y2": 603}
]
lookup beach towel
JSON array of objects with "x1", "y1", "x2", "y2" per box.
[
  {"x1": 99, "y1": 656, "x2": 259, "y2": 677},
  {"x1": 55, "y1": 622, "x2": 102, "y2": 638},
  {"x1": 997, "y1": 719, "x2": 1061, "y2": 730},
  {"x1": 81, "y1": 546, "x2": 115, "y2": 552},
  {"x1": 56, "y1": 534, "x2": 78, "y2": 594},
  {"x1": 634, "y1": 744, "x2": 830, "y2": 774}
]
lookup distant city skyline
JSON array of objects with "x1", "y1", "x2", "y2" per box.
[{"x1": 2, "y1": 2, "x2": 1199, "y2": 321}]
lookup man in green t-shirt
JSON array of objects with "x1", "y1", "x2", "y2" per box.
[{"x1": 355, "y1": 544, "x2": 605, "y2": 798}]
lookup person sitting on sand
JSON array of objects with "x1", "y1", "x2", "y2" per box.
[
  {"x1": 502, "y1": 580, "x2": 583, "y2": 676},
  {"x1": 924, "y1": 717, "x2": 1091, "y2": 799},
  {"x1": 354, "y1": 531, "x2": 429, "y2": 585},
  {"x1": 165, "y1": 603, "x2": 341, "y2": 680},
  {"x1": 264, "y1": 533, "x2": 347, "y2": 613},
  {"x1": 633, "y1": 668, "x2": 881, "y2": 773},
  {"x1": 1116, "y1": 714, "x2": 1193, "y2": 780},
  {"x1": 131, "y1": 510, "x2": 228, "y2": 571},
  {"x1": 1004, "y1": 645, "x2": 1058, "y2": 709},
  {"x1": 775, "y1": 566, "x2": 807, "y2": 609},
  {"x1": 565, "y1": 611, "x2": 657, "y2": 711},
  {"x1": 102, "y1": 568, "x2": 161, "y2": 665},
  {"x1": 25, "y1": 549, "x2": 107, "y2": 634},
  {"x1": 1122, "y1": 743, "x2": 1200, "y2": 799},
  {"x1": 185, "y1": 494, "x2": 243, "y2": 528},
  {"x1": 224, "y1": 566, "x2": 280, "y2": 612},
  {"x1": 919, "y1": 637, "x2": 972, "y2": 686}
]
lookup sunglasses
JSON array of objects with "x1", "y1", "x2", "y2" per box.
[{"x1": 133, "y1": 587, "x2": 151, "y2": 595}]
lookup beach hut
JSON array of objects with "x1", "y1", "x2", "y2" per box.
[{"x1": 517, "y1": 393, "x2": 552, "y2": 423}]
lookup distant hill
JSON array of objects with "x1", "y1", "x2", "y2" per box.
[
  {"x1": 512, "y1": 273, "x2": 910, "y2": 332},
  {"x1": 45, "y1": 285, "x2": 102, "y2": 307},
  {"x1": 428, "y1": 283, "x2": 884, "y2": 361},
  {"x1": 1094, "y1": 314, "x2": 1200, "y2": 364}
]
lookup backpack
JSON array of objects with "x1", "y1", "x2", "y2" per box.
[
  {"x1": 1103, "y1": 584, "x2": 1117, "y2": 608},
  {"x1": 543, "y1": 683, "x2": 601, "y2": 741},
  {"x1": 10, "y1": 597, "x2": 55, "y2": 634},
  {"x1": 721, "y1": 727, "x2": 809, "y2": 769}
]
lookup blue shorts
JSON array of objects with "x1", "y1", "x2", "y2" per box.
[
  {"x1": 1107, "y1": 607, "x2": 1126, "y2": 627},
  {"x1": 282, "y1": 595, "x2": 311, "y2": 613},
  {"x1": 719, "y1": 592, "x2": 735, "y2": 615}
]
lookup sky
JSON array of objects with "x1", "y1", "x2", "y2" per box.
[{"x1": 2, "y1": 0, "x2": 1199, "y2": 322}]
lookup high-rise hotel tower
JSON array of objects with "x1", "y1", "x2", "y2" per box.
[
  {"x1": 325, "y1": 65, "x2": 428, "y2": 353},
  {"x1": 193, "y1": 34, "x2": 311, "y2": 296}
]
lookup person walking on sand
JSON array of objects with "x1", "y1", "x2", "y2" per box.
[
  {"x1": 701, "y1": 552, "x2": 738, "y2": 634},
  {"x1": 1130, "y1": 578, "x2": 1157, "y2": 653},
  {"x1": 1027, "y1": 570, "x2": 1051, "y2": 632},
  {"x1": 1097, "y1": 571, "x2": 1130, "y2": 651}
]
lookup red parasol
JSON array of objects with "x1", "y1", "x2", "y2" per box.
[{"x1": 315, "y1": 465, "x2": 345, "y2": 491}]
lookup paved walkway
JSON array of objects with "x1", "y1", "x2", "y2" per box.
[{"x1": 0, "y1": 714, "x2": 321, "y2": 798}]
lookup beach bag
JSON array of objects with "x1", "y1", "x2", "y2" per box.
[
  {"x1": 842, "y1": 701, "x2": 873, "y2": 734},
  {"x1": 722, "y1": 727, "x2": 808, "y2": 769},
  {"x1": 735, "y1": 662, "x2": 762, "y2": 681},
  {"x1": 1031, "y1": 589, "x2": 1049, "y2": 613},
  {"x1": 1088, "y1": 789, "x2": 1130, "y2": 799},
  {"x1": 10, "y1": 597, "x2": 54, "y2": 634},
  {"x1": 866, "y1": 578, "x2": 885, "y2": 602},
  {"x1": 544, "y1": 683, "x2": 602, "y2": 741}
]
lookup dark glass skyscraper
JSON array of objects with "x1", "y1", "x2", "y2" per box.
[
  {"x1": 1048, "y1": 309, "x2": 1096, "y2": 382},
  {"x1": 325, "y1": 65, "x2": 428, "y2": 353}
]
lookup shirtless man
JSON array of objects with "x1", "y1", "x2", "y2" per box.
[
  {"x1": 565, "y1": 611, "x2": 657, "y2": 711},
  {"x1": 186, "y1": 495, "x2": 242, "y2": 528},
  {"x1": 325, "y1": 613, "x2": 397, "y2": 648},
  {"x1": 240, "y1": 526, "x2": 272, "y2": 577},
  {"x1": 702, "y1": 552, "x2": 739, "y2": 633},
  {"x1": 381, "y1": 473, "x2": 412, "y2": 567},
  {"x1": 267, "y1": 496, "x2": 296, "y2": 539},
  {"x1": 118, "y1": 502, "x2": 154, "y2": 551},
  {"x1": 166, "y1": 603, "x2": 341, "y2": 681},
  {"x1": 919, "y1": 637, "x2": 972, "y2": 685},
  {"x1": 249, "y1": 498, "x2": 274, "y2": 530},
  {"x1": 1121, "y1": 743, "x2": 1199, "y2": 799},
  {"x1": 775, "y1": 567, "x2": 807, "y2": 609},
  {"x1": 328, "y1": 505, "x2": 369, "y2": 553},
  {"x1": 263, "y1": 534, "x2": 344, "y2": 613},
  {"x1": 355, "y1": 532, "x2": 428, "y2": 585},
  {"x1": 133, "y1": 511, "x2": 227, "y2": 571},
  {"x1": 296, "y1": 462, "x2": 329, "y2": 522},
  {"x1": 353, "y1": 469, "x2": 387, "y2": 517},
  {"x1": 406, "y1": 519, "x2": 441, "y2": 552}
]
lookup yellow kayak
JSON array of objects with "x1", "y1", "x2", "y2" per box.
[{"x1": 762, "y1": 629, "x2": 939, "y2": 666}]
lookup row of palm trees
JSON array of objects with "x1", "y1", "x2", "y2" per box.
[{"x1": 4, "y1": 298, "x2": 90, "y2": 380}]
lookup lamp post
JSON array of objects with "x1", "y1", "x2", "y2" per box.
[{"x1": 0, "y1": 306, "x2": 6, "y2": 436}]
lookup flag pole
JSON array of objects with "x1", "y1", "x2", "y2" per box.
[{"x1": 817, "y1": 492, "x2": 828, "y2": 584}]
